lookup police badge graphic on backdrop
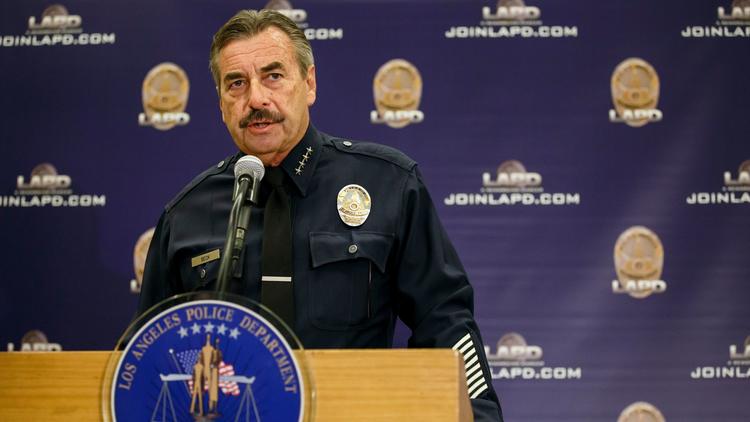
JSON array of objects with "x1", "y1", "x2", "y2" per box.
[
  {"x1": 138, "y1": 62, "x2": 191, "y2": 130},
  {"x1": 110, "y1": 300, "x2": 305, "y2": 421},
  {"x1": 608, "y1": 58, "x2": 663, "y2": 127}
]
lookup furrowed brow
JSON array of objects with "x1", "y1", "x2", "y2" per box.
[
  {"x1": 260, "y1": 61, "x2": 284, "y2": 73},
  {"x1": 223, "y1": 72, "x2": 244, "y2": 86}
]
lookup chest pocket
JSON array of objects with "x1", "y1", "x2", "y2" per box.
[
  {"x1": 308, "y1": 231, "x2": 394, "y2": 330},
  {"x1": 179, "y1": 248, "x2": 222, "y2": 292}
]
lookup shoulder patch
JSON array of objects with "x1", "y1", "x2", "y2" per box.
[
  {"x1": 165, "y1": 153, "x2": 239, "y2": 212},
  {"x1": 327, "y1": 136, "x2": 416, "y2": 171}
]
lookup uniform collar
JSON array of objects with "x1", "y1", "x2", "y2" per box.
[{"x1": 276, "y1": 123, "x2": 322, "y2": 197}]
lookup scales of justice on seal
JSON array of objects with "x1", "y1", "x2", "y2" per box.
[{"x1": 102, "y1": 156, "x2": 312, "y2": 422}]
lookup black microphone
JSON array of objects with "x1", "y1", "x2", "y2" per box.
[{"x1": 216, "y1": 155, "x2": 265, "y2": 293}]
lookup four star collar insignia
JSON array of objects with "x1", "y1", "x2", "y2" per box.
[
  {"x1": 285, "y1": 143, "x2": 372, "y2": 228},
  {"x1": 279, "y1": 139, "x2": 374, "y2": 228},
  {"x1": 295, "y1": 147, "x2": 313, "y2": 175}
]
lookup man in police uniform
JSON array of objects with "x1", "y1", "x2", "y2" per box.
[{"x1": 138, "y1": 9, "x2": 503, "y2": 421}]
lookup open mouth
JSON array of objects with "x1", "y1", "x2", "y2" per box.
[{"x1": 239, "y1": 108, "x2": 284, "y2": 129}]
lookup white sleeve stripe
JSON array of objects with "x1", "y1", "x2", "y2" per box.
[
  {"x1": 467, "y1": 377, "x2": 487, "y2": 394},
  {"x1": 467, "y1": 369, "x2": 483, "y2": 386},
  {"x1": 469, "y1": 384, "x2": 488, "y2": 399},
  {"x1": 464, "y1": 355, "x2": 479, "y2": 371},
  {"x1": 452, "y1": 333, "x2": 491, "y2": 401},
  {"x1": 464, "y1": 359, "x2": 481, "y2": 374},
  {"x1": 458, "y1": 341, "x2": 474, "y2": 355},
  {"x1": 462, "y1": 347, "x2": 477, "y2": 361},
  {"x1": 452, "y1": 333, "x2": 472, "y2": 350},
  {"x1": 465, "y1": 362, "x2": 482, "y2": 379}
]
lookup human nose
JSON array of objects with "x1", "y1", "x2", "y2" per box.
[{"x1": 247, "y1": 78, "x2": 271, "y2": 109}]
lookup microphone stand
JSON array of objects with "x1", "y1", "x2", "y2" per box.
[{"x1": 216, "y1": 175, "x2": 260, "y2": 294}]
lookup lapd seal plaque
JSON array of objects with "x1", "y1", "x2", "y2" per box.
[{"x1": 103, "y1": 295, "x2": 310, "y2": 421}]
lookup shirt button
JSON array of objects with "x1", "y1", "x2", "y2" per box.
[
  {"x1": 343, "y1": 141, "x2": 352, "y2": 147},
  {"x1": 348, "y1": 244, "x2": 358, "y2": 254},
  {"x1": 199, "y1": 267, "x2": 207, "y2": 279}
]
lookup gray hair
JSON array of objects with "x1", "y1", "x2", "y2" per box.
[{"x1": 209, "y1": 9, "x2": 314, "y2": 89}]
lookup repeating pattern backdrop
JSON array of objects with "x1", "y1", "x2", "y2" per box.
[{"x1": 1, "y1": 1, "x2": 749, "y2": 421}]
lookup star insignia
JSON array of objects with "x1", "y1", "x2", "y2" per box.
[
  {"x1": 229, "y1": 328, "x2": 241, "y2": 339},
  {"x1": 217, "y1": 323, "x2": 228, "y2": 335},
  {"x1": 178, "y1": 327, "x2": 188, "y2": 338},
  {"x1": 191, "y1": 323, "x2": 201, "y2": 334},
  {"x1": 294, "y1": 147, "x2": 313, "y2": 176},
  {"x1": 203, "y1": 322, "x2": 215, "y2": 333}
]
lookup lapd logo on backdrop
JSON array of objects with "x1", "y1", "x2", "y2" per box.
[
  {"x1": 485, "y1": 332, "x2": 582, "y2": 380},
  {"x1": 617, "y1": 402, "x2": 666, "y2": 422},
  {"x1": 6, "y1": 329, "x2": 62, "y2": 352},
  {"x1": 112, "y1": 300, "x2": 304, "y2": 421},
  {"x1": 130, "y1": 227, "x2": 155, "y2": 293},
  {"x1": 682, "y1": 0, "x2": 750, "y2": 38},
  {"x1": 690, "y1": 335, "x2": 750, "y2": 379},
  {"x1": 444, "y1": 160, "x2": 581, "y2": 206},
  {"x1": 0, "y1": 4, "x2": 116, "y2": 48},
  {"x1": 138, "y1": 63, "x2": 191, "y2": 131},
  {"x1": 686, "y1": 159, "x2": 750, "y2": 205},
  {"x1": 612, "y1": 226, "x2": 667, "y2": 299},
  {"x1": 370, "y1": 59, "x2": 425, "y2": 128},
  {"x1": 445, "y1": 0, "x2": 578, "y2": 39},
  {"x1": 608, "y1": 58, "x2": 663, "y2": 127},
  {"x1": 265, "y1": 0, "x2": 343, "y2": 40},
  {"x1": 1, "y1": 163, "x2": 106, "y2": 208}
]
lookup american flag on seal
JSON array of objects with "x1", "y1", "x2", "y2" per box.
[{"x1": 175, "y1": 349, "x2": 240, "y2": 396}]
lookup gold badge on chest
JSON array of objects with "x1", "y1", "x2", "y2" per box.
[{"x1": 337, "y1": 184, "x2": 371, "y2": 227}]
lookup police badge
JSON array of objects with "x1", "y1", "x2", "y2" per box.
[{"x1": 337, "y1": 184, "x2": 372, "y2": 227}]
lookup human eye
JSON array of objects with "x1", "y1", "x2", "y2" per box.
[
  {"x1": 228, "y1": 79, "x2": 245, "y2": 90},
  {"x1": 266, "y1": 73, "x2": 283, "y2": 82}
]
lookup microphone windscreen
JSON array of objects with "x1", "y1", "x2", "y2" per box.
[{"x1": 234, "y1": 155, "x2": 265, "y2": 181}]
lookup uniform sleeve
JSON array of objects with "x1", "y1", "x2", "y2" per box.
[
  {"x1": 394, "y1": 166, "x2": 504, "y2": 422},
  {"x1": 136, "y1": 211, "x2": 178, "y2": 318}
]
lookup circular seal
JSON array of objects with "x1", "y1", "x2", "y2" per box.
[
  {"x1": 31, "y1": 163, "x2": 58, "y2": 177},
  {"x1": 497, "y1": 332, "x2": 527, "y2": 349},
  {"x1": 142, "y1": 62, "x2": 190, "y2": 131},
  {"x1": 21, "y1": 329, "x2": 49, "y2": 345},
  {"x1": 337, "y1": 184, "x2": 371, "y2": 227},
  {"x1": 497, "y1": 332, "x2": 527, "y2": 362},
  {"x1": 131, "y1": 227, "x2": 155, "y2": 293},
  {"x1": 617, "y1": 401, "x2": 666, "y2": 422},
  {"x1": 739, "y1": 159, "x2": 750, "y2": 177},
  {"x1": 42, "y1": 4, "x2": 69, "y2": 18},
  {"x1": 499, "y1": 0, "x2": 526, "y2": 7},
  {"x1": 265, "y1": 0, "x2": 294, "y2": 10},
  {"x1": 497, "y1": 160, "x2": 529, "y2": 188},
  {"x1": 611, "y1": 58, "x2": 660, "y2": 128},
  {"x1": 373, "y1": 59, "x2": 422, "y2": 129},
  {"x1": 110, "y1": 300, "x2": 305, "y2": 422},
  {"x1": 613, "y1": 226, "x2": 664, "y2": 299}
]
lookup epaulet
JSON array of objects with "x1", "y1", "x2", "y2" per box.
[
  {"x1": 165, "y1": 153, "x2": 237, "y2": 212},
  {"x1": 326, "y1": 135, "x2": 416, "y2": 171}
]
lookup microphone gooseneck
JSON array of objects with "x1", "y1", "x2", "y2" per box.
[{"x1": 216, "y1": 155, "x2": 265, "y2": 294}]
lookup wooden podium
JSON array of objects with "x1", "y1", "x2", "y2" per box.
[{"x1": 0, "y1": 349, "x2": 473, "y2": 421}]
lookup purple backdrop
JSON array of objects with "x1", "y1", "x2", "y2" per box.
[{"x1": 1, "y1": 0, "x2": 749, "y2": 420}]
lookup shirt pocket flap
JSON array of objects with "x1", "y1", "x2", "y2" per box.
[{"x1": 309, "y1": 231, "x2": 394, "y2": 273}]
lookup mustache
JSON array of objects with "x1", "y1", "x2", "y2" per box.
[{"x1": 239, "y1": 108, "x2": 285, "y2": 128}]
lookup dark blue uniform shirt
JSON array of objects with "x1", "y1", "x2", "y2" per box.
[{"x1": 138, "y1": 124, "x2": 503, "y2": 421}]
